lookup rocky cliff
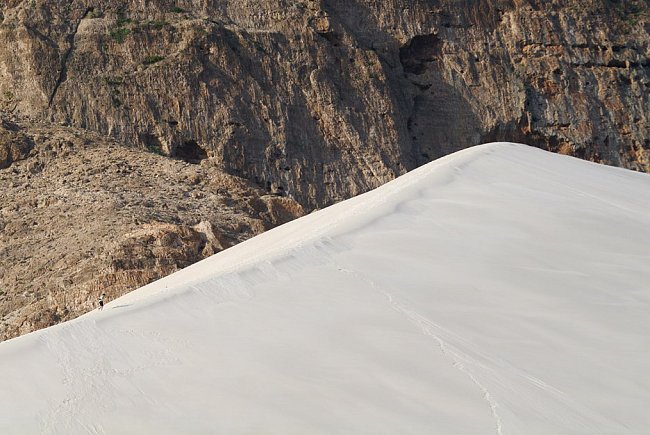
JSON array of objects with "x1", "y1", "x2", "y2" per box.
[{"x1": 1, "y1": 0, "x2": 648, "y2": 339}]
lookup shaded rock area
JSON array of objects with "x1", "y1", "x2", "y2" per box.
[
  {"x1": 0, "y1": 120, "x2": 34, "y2": 169},
  {"x1": 0, "y1": 0, "x2": 647, "y2": 189},
  {"x1": 0, "y1": 0, "x2": 649, "y2": 339},
  {"x1": 0, "y1": 115, "x2": 303, "y2": 340}
]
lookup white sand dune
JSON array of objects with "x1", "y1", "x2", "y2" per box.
[{"x1": 1, "y1": 143, "x2": 649, "y2": 434}]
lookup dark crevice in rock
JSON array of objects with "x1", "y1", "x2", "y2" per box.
[
  {"x1": 47, "y1": 7, "x2": 91, "y2": 108},
  {"x1": 399, "y1": 34, "x2": 442, "y2": 75},
  {"x1": 1, "y1": 118, "x2": 21, "y2": 132},
  {"x1": 174, "y1": 140, "x2": 207, "y2": 164},
  {"x1": 607, "y1": 59, "x2": 628, "y2": 68},
  {"x1": 317, "y1": 30, "x2": 341, "y2": 46},
  {"x1": 140, "y1": 133, "x2": 165, "y2": 155}
]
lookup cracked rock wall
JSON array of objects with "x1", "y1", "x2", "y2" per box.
[{"x1": 1, "y1": 0, "x2": 647, "y2": 209}]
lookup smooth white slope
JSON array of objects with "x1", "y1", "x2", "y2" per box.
[{"x1": 1, "y1": 143, "x2": 650, "y2": 434}]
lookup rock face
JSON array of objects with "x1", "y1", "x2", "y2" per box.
[
  {"x1": 0, "y1": 0, "x2": 648, "y2": 190},
  {"x1": 0, "y1": 0, "x2": 648, "y2": 339}
]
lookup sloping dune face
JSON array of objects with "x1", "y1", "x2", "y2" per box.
[{"x1": 1, "y1": 143, "x2": 649, "y2": 434}]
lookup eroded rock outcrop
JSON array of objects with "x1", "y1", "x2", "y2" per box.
[
  {"x1": 0, "y1": 116, "x2": 303, "y2": 340},
  {"x1": 1, "y1": 0, "x2": 647, "y2": 186}
]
